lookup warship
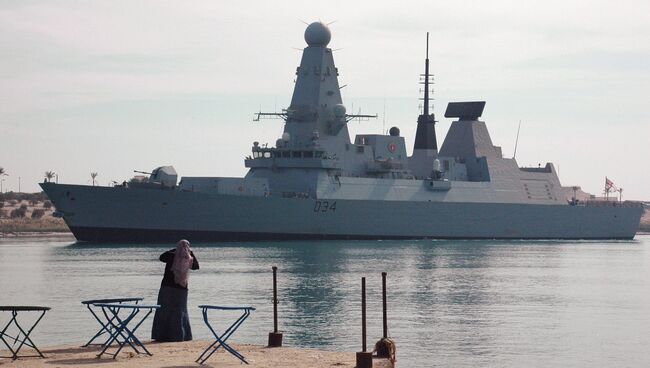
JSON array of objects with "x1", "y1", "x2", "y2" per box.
[{"x1": 41, "y1": 22, "x2": 643, "y2": 242}]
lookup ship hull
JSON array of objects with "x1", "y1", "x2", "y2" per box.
[{"x1": 41, "y1": 183, "x2": 643, "y2": 242}]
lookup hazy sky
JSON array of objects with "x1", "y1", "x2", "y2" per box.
[{"x1": 1, "y1": 0, "x2": 649, "y2": 199}]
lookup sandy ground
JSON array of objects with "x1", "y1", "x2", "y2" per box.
[
  {"x1": 0, "y1": 232, "x2": 74, "y2": 239},
  {"x1": 0, "y1": 341, "x2": 393, "y2": 368},
  {"x1": 0, "y1": 199, "x2": 69, "y2": 234}
]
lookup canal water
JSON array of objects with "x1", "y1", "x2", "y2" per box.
[{"x1": 1, "y1": 235, "x2": 649, "y2": 367}]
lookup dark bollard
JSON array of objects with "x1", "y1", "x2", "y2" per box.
[
  {"x1": 362, "y1": 277, "x2": 367, "y2": 352},
  {"x1": 356, "y1": 277, "x2": 372, "y2": 368},
  {"x1": 268, "y1": 266, "x2": 283, "y2": 347},
  {"x1": 382, "y1": 272, "x2": 387, "y2": 339},
  {"x1": 375, "y1": 272, "x2": 396, "y2": 361}
]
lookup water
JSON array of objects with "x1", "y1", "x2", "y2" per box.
[{"x1": 1, "y1": 236, "x2": 650, "y2": 367}]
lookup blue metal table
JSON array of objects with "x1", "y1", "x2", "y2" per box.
[
  {"x1": 81, "y1": 297, "x2": 144, "y2": 347},
  {"x1": 0, "y1": 306, "x2": 50, "y2": 360},
  {"x1": 196, "y1": 305, "x2": 255, "y2": 365},
  {"x1": 93, "y1": 303, "x2": 159, "y2": 359}
]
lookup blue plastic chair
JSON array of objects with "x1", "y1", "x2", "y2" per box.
[{"x1": 196, "y1": 305, "x2": 256, "y2": 365}]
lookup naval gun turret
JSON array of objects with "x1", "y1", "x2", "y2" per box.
[{"x1": 131, "y1": 166, "x2": 178, "y2": 188}]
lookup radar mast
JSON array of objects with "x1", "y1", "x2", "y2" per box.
[{"x1": 413, "y1": 32, "x2": 437, "y2": 151}]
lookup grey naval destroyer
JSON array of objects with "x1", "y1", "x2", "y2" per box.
[{"x1": 41, "y1": 22, "x2": 643, "y2": 242}]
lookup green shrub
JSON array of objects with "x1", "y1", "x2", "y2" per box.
[
  {"x1": 8, "y1": 200, "x2": 17, "y2": 206},
  {"x1": 43, "y1": 201, "x2": 53, "y2": 209},
  {"x1": 31, "y1": 209, "x2": 45, "y2": 219},
  {"x1": 0, "y1": 209, "x2": 6, "y2": 218},
  {"x1": 19, "y1": 203, "x2": 28, "y2": 210},
  {"x1": 10, "y1": 207, "x2": 26, "y2": 218}
]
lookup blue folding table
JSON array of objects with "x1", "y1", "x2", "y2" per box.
[
  {"x1": 93, "y1": 303, "x2": 159, "y2": 359},
  {"x1": 0, "y1": 306, "x2": 50, "y2": 360},
  {"x1": 196, "y1": 305, "x2": 255, "y2": 365},
  {"x1": 81, "y1": 297, "x2": 143, "y2": 347}
]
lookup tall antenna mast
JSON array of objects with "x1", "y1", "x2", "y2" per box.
[
  {"x1": 423, "y1": 32, "x2": 430, "y2": 116},
  {"x1": 513, "y1": 120, "x2": 522, "y2": 159},
  {"x1": 382, "y1": 98, "x2": 386, "y2": 134},
  {"x1": 413, "y1": 31, "x2": 437, "y2": 151}
]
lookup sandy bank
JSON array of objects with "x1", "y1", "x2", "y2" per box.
[
  {"x1": 0, "y1": 231, "x2": 73, "y2": 239},
  {"x1": 0, "y1": 198, "x2": 69, "y2": 234},
  {"x1": 0, "y1": 341, "x2": 393, "y2": 367}
]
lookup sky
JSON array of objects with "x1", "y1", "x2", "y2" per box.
[{"x1": 1, "y1": 0, "x2": 649, "y2": 199}]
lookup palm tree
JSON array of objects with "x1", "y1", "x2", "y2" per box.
[
  {"x1": 0, "y1": 167, "x2": 6, "y2": 194},
  {"x1": 90, "y1": 172, "x2": 98, "y2": 186},
  {"x1": 44, "y1": 171, "x2": 55, "y2": 183}
]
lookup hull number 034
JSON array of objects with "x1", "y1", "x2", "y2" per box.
[{"x1": 314, "y1": 201, "x2": 337, "y2": 213}]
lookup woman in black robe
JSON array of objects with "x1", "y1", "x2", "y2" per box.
[{"x1": 151, "y1": 239, "x2": 199, "y2": 342}]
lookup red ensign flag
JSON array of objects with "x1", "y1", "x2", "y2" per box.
[{"x1": 605, "y1": 177, "x2": 617, "y2": 191}]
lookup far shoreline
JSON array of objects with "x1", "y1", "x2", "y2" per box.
[{"x1": 0, "y1": 231, "x2": 74, "y2": 239}]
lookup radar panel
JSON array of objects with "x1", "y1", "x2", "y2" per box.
[{"x1": 444, "y1": 101, "x2": 486, "y2": 120}]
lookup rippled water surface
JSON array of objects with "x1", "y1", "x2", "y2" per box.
[{"x1": 1, "y1": 235, "x2": 650, "y2": 367}]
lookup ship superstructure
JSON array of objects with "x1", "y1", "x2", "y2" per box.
[{"x1": 41, "y1": 22, "x2": 643, "y2": 242}]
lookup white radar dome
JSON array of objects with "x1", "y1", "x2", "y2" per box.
[
  {"x1": 304, "y1": 22, "x2": 331, "y2": 47},
  {"x1": 333, "y1": 104, "x2": 346, "y2": 118},
  {"x1": 433, "y1": 159, "x2": 441, "y2": 172}
]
